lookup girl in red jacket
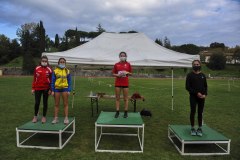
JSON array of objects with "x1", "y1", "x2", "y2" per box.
[{"x1": 31, "y1": 56, "x2": 52, "y2": 123}]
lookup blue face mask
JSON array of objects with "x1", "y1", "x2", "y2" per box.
[{"x1": 59, "y1": 64, "x2": 65, "y2": 69}]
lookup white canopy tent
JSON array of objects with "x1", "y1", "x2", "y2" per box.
[{"x1": 43, "y1": 32, "x2": 199, "y2": 109}]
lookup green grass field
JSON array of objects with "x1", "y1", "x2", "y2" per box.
[{"x1": 0, "y1": 76, "x2": 239, "y2": 160}]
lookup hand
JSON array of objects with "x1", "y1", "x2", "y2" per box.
[
  {"x1": 67, "y1": 92, "x2": 70, "y2": 95},
  {"x1": 118, "y1": 71, "x2": 126, "y2": 77},
  {"x1": 197, "y1": 92, "x2": 202, "y2": 98},
  {"x1": 48, "y1": 90, "x2": 52, "y2": 95},
  {"x1": 51, "y1": 91, "x2": 55, "y2": 96},
  {"x1": 31, "y1": 90, "x2": 35, "y2": 95}
]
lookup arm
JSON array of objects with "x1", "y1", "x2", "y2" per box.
[
  {"x1": 31, "y1": 68, "x2": 36, "y2": 94},
  {"x1": 126, "y1": 63, "x2": 132, "y2": 76},
  {"x1": 198, "y1": 74, "x2": 208, "y2": 99},
  {"x1": 48, "y1": 68, "x2": 53, "y2": 94},
  {"x1": 185, "y1": 73, "x2": 197, "y2": 95},
  {"x1": 112, "y1": 64, "x2": 120, "y2": 77},
  {"x1": 203, "y1": 75, "x2": 208, "y2": 95},
  {"x1": 51, "y1": 72, "x2": 56, "y2": 95},
  {"x1": 67, "y1": 73, "x2": 71, "y2": 92}
]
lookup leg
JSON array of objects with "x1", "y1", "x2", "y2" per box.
[
  {"x1": 34, "y1": 90, "x2": 42, "y2": 116},
  {"x1": 62, "y1": 92, "x2": 69, "y2": 124},
  {"x1": 32, "y1": 90, "x2": 42, "y2": 122},
  {"x1": 123, "y1": 88, "x2": 129, "y2": 111},
  {"x1": 54, "y1": 92, "x2": 61, "y2": 118},
  {"x1": 115, "y1": 87, "x2": 121, "y2": 111},
  {"x1": 123, "y1": 88, "x2": 129, "y2": 118},
  {"x1": 197, "y1": 99, "x2": 205, "y2": 127},
  {"x1": 189, "y1": 95, "x2": 197, "y2": 127},
  {"x1": 196, "y1": 98, "x2": 205, "y2": 136},
  {"x1": 41, "y1": 89, "x2": 49, "y2": 123},
  {"x1": 62, "y1": 92, "x2": 69, "y2": 118},
  {"x1": 42, "y1": 89, "x2": 49, "y2": 117},
  {"x1": 114, "y1": 87, "x2": 121, "y2": 118}
]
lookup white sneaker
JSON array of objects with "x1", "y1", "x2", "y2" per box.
[
  {"x1": 64, "y1": 117, "x2": 69, "y2": 124},
  {"x1": 41, "y1": 117, "x2": 46, "y2": 123},
  {"x1": 32, "y1": 116, "x2": 38, "y2": 123},
  {"x1": 52, "y1": 117, "x2": 59, "y2": 124}
]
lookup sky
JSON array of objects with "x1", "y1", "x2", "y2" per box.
[{"x1": 0, "y1": 0, "x2": 240, "y2": 47}]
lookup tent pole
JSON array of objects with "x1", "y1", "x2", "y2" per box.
[
  {"x1": 71, "y1": 65, "x2": 77, "y2": 108},
  {"x1": 171, "y1": 68, "x2": 174, "y2": 111}
]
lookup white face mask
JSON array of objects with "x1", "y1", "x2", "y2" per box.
[
  {"x1": 59, "y1": 64, "x2": 65, "y2": 69},
  {"x1": 120, "y1": 57, "x2": 127, "y2": 61},
  {"x1": 41, "y1": 62, "x2": 47, "y2": 66}
]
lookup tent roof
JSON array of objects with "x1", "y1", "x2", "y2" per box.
[{"x1": 42, "y1": 32, "x2": 199, "y2": 68}]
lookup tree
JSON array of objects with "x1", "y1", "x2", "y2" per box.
[
  {"x1": 155, "y1": 38, "x2": 163, "y2": 46},
  {"x1": 75, "y1": 27, "x2": 80, "y2": 46},
  {"x1": 0, "y1": 34, "x2": 11, "y2": 64},
  {"x1": 22, "y1": 30, "x2": 35, "y2": 74},
  {"x1": 128, "y1": 30, "x2": 138, "y2": 33},
  {"x1": 177, "y1": 44, "x2": 200, "y2": 55},
  {"x1": 78, "y1": 30, "x2": 88, "y2": 42},
  {"x1": 9, "y1": 39, "x2": 21, "y2": 60},
  {"x1": 16, "y1": 22, "x2": 40, "y2": 57},
  {"x1": 207, "y1": 51, "x2": 226, "y2": 70},
  {"x1": 163, "y1": 36, "x2": 171, "y2": 49},
  {"x1": 37, "y1": 20, "x2": 46, "y2": 55},
  {"x1": 45, "y1": 35, "x2": 54, "y2": 52},
  {"x1": 233, "y1": 46, "x2": 240, "y2": 64},
  {"x1": 96, "y1": 24, "x2": 105, "y2": 33},
  {"x1": 58, "y1": 35, "x2": 69, "y2": 51},
  {"x1": 210, "y1": 42, "x2": 225, "y2": 49},
  {"x1": 88, "y1": 31, "x2": 100, "y2": 39},
  {"x1": 54, "y1": 34, "x2": 59, "y2": 48}
]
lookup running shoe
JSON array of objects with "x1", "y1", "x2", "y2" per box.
[
  {"x1": 41, "y1": 117, "x2": 46, "y2": 123},
  {"x1": 64, "y1": 117, "x2": 69, "y2": 124},
  {"x1": 32, "y1": 116, "x2": 38, "y2": 123},
  {"x1": 52, "y1": 117, "x2": 59, "y2": 124},
  {"x1": 124, "y1": 111, "x2": 128, "y2": 118},
  {"x1": 196, "y1": 128, "x2": 203, "y2": 137},
  {"x1": 114, "y1": 111, "x2": 119, "y2": 118},
  {"x1": 190, "y1": 128, "x2": 196, "y2": 136}
]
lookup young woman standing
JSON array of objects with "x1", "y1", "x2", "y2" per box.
[
  {"x1": 32, "y1": 56, "x2": 52, "y2": 123},
  {"x1": 112, "y1": 52, "x2": 132, "y2": 118},
  {"x1": 51, "y1": 58, "x2": 71, "y2": 124}
]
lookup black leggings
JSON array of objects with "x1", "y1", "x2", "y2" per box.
[
  {"x1": 189, "y1": 95, "x2": 205, "y2": 127},
  {"x1": 34, "y1": 90, "x2": 49, "y2": 117}
]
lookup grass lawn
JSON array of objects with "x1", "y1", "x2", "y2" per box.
[{"x1": 0, "y1": 76, "x2": 239, "y2": 160}]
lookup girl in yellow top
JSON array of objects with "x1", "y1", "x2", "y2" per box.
[{"x1": 51, "y1": 58, "x2": 71, "y2": 124}]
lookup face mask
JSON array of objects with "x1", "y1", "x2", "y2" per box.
[
  {"x1": 41, "y1": 62, "x2": 47, "y2": 66},
  {"x1": 59, "y1": 64, "x2": 65, "y2": 69},
  {"x1": 120, "y1": 57, "x2": 127, "y2": 62},
  {"x1": 193, "y1": 66, "x2": 201, "y2": 71}
]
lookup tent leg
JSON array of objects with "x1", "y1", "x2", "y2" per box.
[
  {"x1": 71, "y1": 65, "x2": 77, "y2": 108},
  {"x1": 171, "y1": 68, "x2": 174, "y2": 111}
]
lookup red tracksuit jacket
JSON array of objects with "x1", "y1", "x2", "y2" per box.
[{"x1": 32, "y1": 65, "x2": 52, "y2": 91}]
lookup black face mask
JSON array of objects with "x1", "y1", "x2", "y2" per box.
[{"x1": 193, "y1": 66, "x2": 201, "y2": 71}]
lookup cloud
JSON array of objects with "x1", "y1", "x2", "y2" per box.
[{"x1": 0, "y1": 0, "x2": 239, "y2": 47}]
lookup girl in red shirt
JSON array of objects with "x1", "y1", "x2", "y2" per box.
[
  {"x1": 112, "y1": 52, "x2": 132, "y2": 118},
  {"x1": 31, "y1": 56, "x2": 52, "y2": 123}
]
